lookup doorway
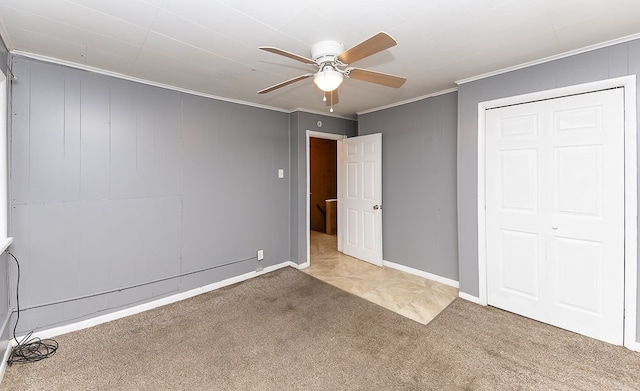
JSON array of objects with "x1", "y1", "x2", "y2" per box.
[
  {"x1": 304, "y1": 131, "x2": 384, "y2": 266},
  {"x1": 306, "y1": 131, "x2": 345, "y2": 265},
  {"x1": 309, "y1": 135, "x2": 340, "y2": 266},
  {"x1": 309, "y1": 137, "x2": 338, "y2": 236}
]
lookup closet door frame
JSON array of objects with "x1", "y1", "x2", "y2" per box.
[{"x1": 476, "y1": 75, "x2": 637, "y2": 350}]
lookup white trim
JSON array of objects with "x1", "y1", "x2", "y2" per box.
[
  {"x1": 0, "y1": 338, "x2": 12, "y2": 385},
  {"x1": 383, "y1": 260, "x2": 459, "y2": 288},
  {"x1": 0, "y1": 237, "x2": 13, "y2": 255},
  {"x1": 20, "y1": 261, "x2": 293, "y2": 341},
  {"x1": 337, "y1": 139, "x2": 343, "y2": 254},
  {"x1": 12, "y1": 51, "x2": 291, "y2": 114},
  {"x1": 456, "y1": 33, "x2": 640, "y2": 85},
  {"x1": 295, "y1": 261, "x2": 310, "y2": 269},
  {"x1": 635, "y1": 342, "x2": 640, "y2": 353},
  {"x1": 291, "y1": 107, "x2": 355, "y2": 121},
  {"x1": 0, "y1": 68, "x2": 11, "y2": 384},
  {"x1": 0, "y1": 70, "x2": 6, "y2": 242},
  {"x1": 477, "y1": 75, "x2": 637, "y2": 349},
  {"x1": 0, "y1": 309, "x2": 13, "y2": 384},
  {"x1": 623, "y1": 79, "x2": 638, "y2": 349},
  {"x1": 458, "y1": 292, "x2": 480, "y2": 304},
  {"x1": 356, "y1": 87, "x2": 458, "y2": 116},
  {"x1": 477, "y1": 99, "x2": 488, "y2": 306},
  {"x1": 305, "y1": 130, "x2": 346, "y2": 265}
]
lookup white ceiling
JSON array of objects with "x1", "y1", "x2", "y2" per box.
[{"x1": 0, "y1": 0, "x2": 639, "y2": 118}]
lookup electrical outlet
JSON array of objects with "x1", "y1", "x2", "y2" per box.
[
  {"x1": 256, "y1": 266, "x2": 264, "y2": 272},
  {"x1": 257, "y1": 249, "x2": 264, "y2": 261}
]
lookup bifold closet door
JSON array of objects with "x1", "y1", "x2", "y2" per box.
[{"x1": 485, "y1": 88, "x2": 625, "y2": 345}]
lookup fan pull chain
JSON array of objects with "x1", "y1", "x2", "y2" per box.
[{"x1": 329, "y1": 91, "x2": 333, "y2": 112}]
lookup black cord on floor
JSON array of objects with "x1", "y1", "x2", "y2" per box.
[{"x1": 6, "y1": 252, "x2": 58, "y2": 365}]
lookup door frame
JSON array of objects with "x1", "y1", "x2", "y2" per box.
[
  {"x1": 477, "y1": 76, "x2": 637, "y2": 349},
  {"x1": 306, "y1": 130, "x2": 346, "y2": 265}
]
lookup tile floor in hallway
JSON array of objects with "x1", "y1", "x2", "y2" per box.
[{"x1": 302, "y1": 230, "x2": 459, "y2": 324}]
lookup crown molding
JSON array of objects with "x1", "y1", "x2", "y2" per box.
[
  {"x1": 356, "y1": 87, "x2": 458, "y2": 116},
  {"x1": 456, "y1": 32, "x2": 640, "y2": 85},
  {"x1": 11, "y1": 50, "x2": 292, "y2": 114},
  {"x1": 290, "y1": 107, "x2": 356, "y2": 120}
]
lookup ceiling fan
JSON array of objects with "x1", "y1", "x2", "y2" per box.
[{"x1": 257, "y1": 32, "x2": 407, "y2": 111}]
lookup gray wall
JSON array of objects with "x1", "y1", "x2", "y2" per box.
[
  {"x1": 289, "y1": 112, "x2": 357, "y2": 264},
  {"x1": 456, "y1": 39, "x2": 640, "y2": 340},
  {"x1": 9, "y1": 56, "x2": 290, "y2": 333},
  {"x1": 358, "y1": 92, "x2": 459, "y2": 280},
  {"x1": 0, "y1": 34, "x2": 9, "y2": 363}
]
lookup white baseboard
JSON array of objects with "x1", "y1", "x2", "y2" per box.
[
  {"x1": 382, "y1": 260, "x2": 459, "y2": 288},
  {"x1": 295, "y1": 261, "x2": 310, "y2": 269},
  {"x1": 458, "y1": 293, "x2": 640, "y2": 349},
  {"x1": 24, "y1": 261, "x2": 293, "y2": 341},
  {"x1": 0, "y1": 339, "x2": 12, "y2": 384},
  {"x1": 0, "y1": 309, "x2": 14, "y2": 384},
  {"x1": 458, "y1": 292, "x2": 481, "y2": 304}
]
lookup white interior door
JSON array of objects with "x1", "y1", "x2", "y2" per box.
[
  {"x1": 340, "y1": 133, "x2": 383, "y2": 266},
  {"x1": 485, "y1": 88, "x2": 625, "y2": 345}
]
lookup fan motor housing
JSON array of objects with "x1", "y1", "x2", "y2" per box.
[{"x1": 311, "y1": 40, "x2": 345, "y2": 64}]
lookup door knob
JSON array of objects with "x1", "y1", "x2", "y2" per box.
[
  {"x1": 551, "y1": 225, "x2": 558, "y2": 230},
  {"x1": 373, "y1": 205, "x2": 382, "y2": 210}
]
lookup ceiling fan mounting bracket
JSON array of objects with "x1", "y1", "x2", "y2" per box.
[
  {"x1": 319, "y1": 63, "x2": 345, "y2": 75},
  {"x1": 311, "y1": 40, "x2": 345, "y2": 65}
]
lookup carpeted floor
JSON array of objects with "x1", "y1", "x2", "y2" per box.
[{"x1": 2, "y1": 267, "x2": 640, "y2": 390}]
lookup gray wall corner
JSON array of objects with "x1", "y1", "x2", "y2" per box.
[{"x1": 358, "y1": 91, "x2": 460, "y2": 282}]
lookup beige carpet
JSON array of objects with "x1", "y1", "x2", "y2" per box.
[{"x1": 2, "y1": 267, "x2": 640, "y2": 390}]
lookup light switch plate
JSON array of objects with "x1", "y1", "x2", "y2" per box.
[{"x1": 278, "y1": 169, "x2": 284, "y2": 178}]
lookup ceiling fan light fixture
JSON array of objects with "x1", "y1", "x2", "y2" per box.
[{"x1": 314, "y1": 68, "x2": 343, "y2": 92}]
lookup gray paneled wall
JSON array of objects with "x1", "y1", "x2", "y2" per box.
[
  {"x1": 0, "y1": 35, "x2": 10, "y2": 364},
  {"x1": 9, "y1": 56, "x2": 290, "y2": 334},
  {"x1": 358, "y1": 92, "x2": 459, "y2": 281},
  {"x1": 181, "y1": 93, "x2": 290, "y2": 290},
  {"x1": 456, "y1": 39, "x2": 640, "y2": 340}
]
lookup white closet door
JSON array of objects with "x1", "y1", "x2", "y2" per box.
[{"x1": 486, "y1": 88, "x2": 625, "y2": 345}]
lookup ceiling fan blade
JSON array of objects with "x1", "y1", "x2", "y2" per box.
[
  {"x1": 338, "y1": 32, "x2": 397, "y2": 65},
  {"x1": 259, "y1": 46, "x2": 316, "y2": 65},
  {"x1": 258, "y1": 73, "x2": 314, "y2": 94},
  {"x1": 346, "y1": 68, "x2": 406, "y2": 88},
  {"x1": 325, "y1": 90, "x2": 339, "y2": 106}
]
